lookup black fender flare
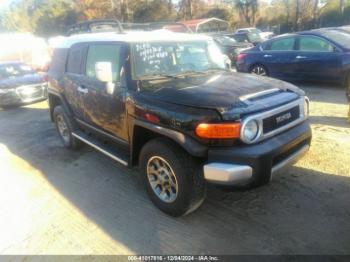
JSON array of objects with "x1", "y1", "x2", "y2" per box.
[{"x1": 131, "y1": 119, "x2": 208, "y2": 160}]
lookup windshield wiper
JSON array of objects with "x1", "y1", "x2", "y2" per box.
[
  {"x1": 138, "y1": 73, "x2": 179, "y2": 80},
  {"x1": 175, "y1": 70, "x2": 207, "y2": 77},
  {"x1": 204, "y1": 67, "x2": 228, "y2": 72}
]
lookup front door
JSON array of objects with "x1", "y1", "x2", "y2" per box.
[
  {"x1": 80, "y1": 43, "x2": 128, "y2": 141},
  {"x1": 262, "y1": 36, "x2": 299, "y2": 80}
]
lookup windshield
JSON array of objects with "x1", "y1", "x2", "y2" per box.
[
  {"x1": 250, "y1": 28, "x2": 262, "y2": 34},
  {"x1": 321, "y1": 30, "x2": 350, "y2": 49},
  {"x1": 215, "y1": 36, "x2": 237, "y2": 45},
  {"x1": 0, "y1": 64, "x2": 35, "y2": 80},
  {"x1": 132, "y1": 40, "x2": 226, "y2": 79},
  {"x1": 248, "y1": 33, "x2": 262, "y2": 43}
]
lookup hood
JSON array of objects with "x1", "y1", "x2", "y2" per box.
[
  {"x1": 139, "y1": 72, "x2": 304, "y2": 120},
  {"x1": 0, "y1": 74, "x2": 45, "y2": 89}
]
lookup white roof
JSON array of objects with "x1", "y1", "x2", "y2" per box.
[{"x1": 54, "y1": 30, "x2": 212, "y2": 48}]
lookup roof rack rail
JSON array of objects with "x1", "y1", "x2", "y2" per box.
[
  {"x1": 121, "y1": 22, "x2": 193, "y2": 33},
  {"x1": 121, "y1": 23, "x2": 149, "y2": 31},
  {"x1": 66, "y1": 19, "x2": 124, "y2": 36},
  {"x1": 147, "y1": 22, "x2": 193, "y2": 33}
]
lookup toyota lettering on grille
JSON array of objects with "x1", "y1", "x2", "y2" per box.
[{"x1": 275, "y1": 112, "x2": 292, "y2": 124}]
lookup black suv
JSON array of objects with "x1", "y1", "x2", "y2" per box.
[{"x1": 48, "y1": 30, "x2": 311, "y2": 216}]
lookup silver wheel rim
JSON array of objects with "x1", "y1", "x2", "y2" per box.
[
  {"x1": 251, "y1": 66, "x2": 267, "y2": 76},
  {"x1": 56, "y1": 115, "x2": 70, "y2": 144},
  {"x1": 147, "y1": 156, "x2": 178, "y2": 203}
]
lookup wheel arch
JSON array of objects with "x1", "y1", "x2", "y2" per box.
[
  {"x1": 130, "y1": 119, "x2": 207, "y2": 166},
  {"x1": 48, "y1": 92, "x2": 62, "y2": 121}
]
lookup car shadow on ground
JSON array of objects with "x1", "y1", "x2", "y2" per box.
[{"x1": 0, "y1": 104, "x2": 349, "y2": 254}]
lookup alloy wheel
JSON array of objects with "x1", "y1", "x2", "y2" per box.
[
  {"x1": 147, "y1": 156, "x2": 179, "y2": 203},
  {"x1": 251, "y1": 66, "x2": 267, "y2": 76},
  {"x1": 56, "y1": 115, "x2": 70, "y2": 144}
]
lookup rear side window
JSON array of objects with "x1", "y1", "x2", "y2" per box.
[
  {"x1": 49, "y1": 48, "x2": 68, "y2": 74},
  {"x1": 269, "y1": 37, "x2": 295, "y2": 51},
  {"x1": 66, "y1": 45, "x2": 85, "y2": 74},
  {"x1": 299, "y1": 36, "x2": 334, "y2": 52},
  {"x1": 85, "y1": 44, "x2": 121, "y2": 82}
]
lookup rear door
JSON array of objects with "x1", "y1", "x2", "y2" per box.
[
  {"x1": 63, "y1": 43, "x2": 87, "y2": 120},
  {"x1": 295, "y1": 35, "x2": 343, "y2": 82},
  {"x1": 80, "y1": 42, "x2": 128, "y2": 141},
  {"x1": 261, "y1": 36, "x2": 299, "y2": 80}
]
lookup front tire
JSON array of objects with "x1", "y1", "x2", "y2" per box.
[
  {"x1": 139, "y1": 138, "x2": 206, "y2": 217},
  {"x1": 53, "y1": 106, "x2": 82, "y2": 150}
]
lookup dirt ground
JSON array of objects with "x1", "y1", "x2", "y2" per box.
[{"x1": 0, "y1": 84, "x2": 349, "y2": 255}]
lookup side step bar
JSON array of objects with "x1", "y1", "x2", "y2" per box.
[{"x1": 72, "y1": 131, "x2": 129, "y2": 166}]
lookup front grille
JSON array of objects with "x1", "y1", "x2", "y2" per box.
[
  {"x1": 17, "y1": 85, "x2": 45, "y2": 101},
  {"x1": 263, "y1": 106, "x2": 300, "y2": 134}
]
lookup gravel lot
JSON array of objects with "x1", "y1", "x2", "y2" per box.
[{"x1": 0, "y1": 84, "x2": 349, "y2": 255}]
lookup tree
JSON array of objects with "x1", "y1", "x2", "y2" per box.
[
  {"x1": 232, "y1": 0, "x2": 259, "y2": 26},
  {"x1": 133, "y1": 0, "x2": 176, "y2": 22}
]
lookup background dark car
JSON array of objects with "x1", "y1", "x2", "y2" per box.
[
  {"x1": 236, "y1": 29, "x2": 350, "y2": 89},
  {"x1": 0, "y1": 62, "x2": 47, "y2": 108},
  {"x1": 210, "y1": 34, "x2": 253, "y2": 65},
  {"x1": 226, "y1": 32, "x2": 263, "y2": 46}
]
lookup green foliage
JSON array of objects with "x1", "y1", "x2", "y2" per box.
[
  {"x1": 0, "y1": 0, "x2": 350, "y2": 37},
  {"x1": 133, "y1": 0, "x2": 176, "y2": 23},
  {"x1": 201, "y1": 7, "x2": 232, "y2": 21}
]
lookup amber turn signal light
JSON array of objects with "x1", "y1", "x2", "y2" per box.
[{"x1": 195, "y1": 123, "x2": 241, "y2": 139}]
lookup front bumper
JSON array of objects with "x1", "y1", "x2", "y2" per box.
[
  {"x1": 0, "y1": 84, "x2": 47, "y2": 107},
  {"x1": 203, "y1": 121, "x2": 311, "y2": 185}
]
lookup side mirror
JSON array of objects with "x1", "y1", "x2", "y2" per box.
[
  {"x1": 95, "y1": 62, "x2": 115, "y2": 95},
  {"x1": 95, "y1": 62, "x2": 113, "y2": 83}
]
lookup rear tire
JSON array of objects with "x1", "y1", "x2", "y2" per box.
[
  {"x1": 139, "y1": 138, "x2": 206, "y2": 217},
  {"x1": 53, "y1": 106, "x2": 82, "y2": 150},
  {"x1": 250, "y1": 64, "x2": 269, "y2": 76}
]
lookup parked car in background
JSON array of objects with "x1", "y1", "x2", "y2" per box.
[
  {"x1": 210, "y1": 34, "x2": 253, "y2": 65},
  {"x1": 0, "y1": 62, "x2": 47, "y2": 108},
  {"x1": 236, "y1": 29, "x2": 350, "y2": 90},
  {"x1": 226, "y1": 31, "x2": 263, "y2": 46},
  {"x1": 236, "y1": 27, "x2": 275, "y2": 41}
]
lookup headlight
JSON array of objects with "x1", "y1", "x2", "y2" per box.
[
  {"x1": 304, "y1": 97, "x2": 309, "y2": 119},
  {"x1": 0, "y1": 88, "x2": 15, "y2": 94},
  {"x1": 241, "y1": 119, "x2": 260, "y2": 143}
]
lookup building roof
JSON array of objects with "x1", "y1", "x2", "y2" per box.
[
  {"x1": 54, "y1": 30, "x2": 211, "y2": 49},
  {"x1": 182, "y1": 18, "x2": 229, "y2": 32}
]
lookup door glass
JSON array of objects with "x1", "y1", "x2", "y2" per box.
[
  {"x1": 67, "y1": 45, "x2": 84, "y2": 74},
  {"x1": 299, "y1": 36, "x2": 333, "y2": 52},
  {"x1": 85, "y1": 44, "x2": 121, "y2": 82},
  {"x1": 269, "y1": 38, "x2": 295, "y2": 51}
]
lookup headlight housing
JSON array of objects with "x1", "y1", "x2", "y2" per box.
[
  {"x1": 240, "y1": 119, "x2": 260, "y2": 143},
  {"x1": 0, "y1": 88, "x2": 15, "y2": 94}
]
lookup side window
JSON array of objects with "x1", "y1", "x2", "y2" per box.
[
  {"x1": 66, "y1": 45, "x2": 84, "y2": 74},
  {"x1": 269, "y1": 37, "x2": 295, "y2": 51},
  {"x1": 85, "y1": 44, "x2": 121, "y2": 82},
  {"x1": 299, "y1": 36, "x2": 334, "y2": 52}
]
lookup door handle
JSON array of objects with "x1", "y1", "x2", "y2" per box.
[
  {"x1": 264, "y1": 54, "x2": 272, "y2": 58},
  {"x1": 77, "y1": 86, "x2": 88, "y2": 94},
  {"x1": 296, "y1": 56, "x2": 307, "y2": 59}
]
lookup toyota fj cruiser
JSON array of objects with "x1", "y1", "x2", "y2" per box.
[{"x1": 48, "y1": 29, "x2": 311, "y2": 216}]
